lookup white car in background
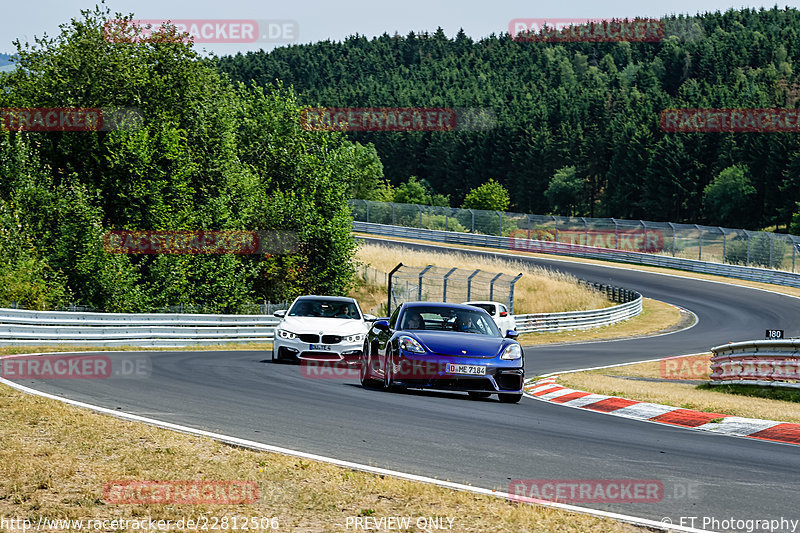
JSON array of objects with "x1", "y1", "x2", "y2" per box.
[
  {"x1": 462, "y1": 301, "x2": 517, "y2": 334},
  {"x1": 272, "y1": 296, "x2": 375, "y2": 365}
]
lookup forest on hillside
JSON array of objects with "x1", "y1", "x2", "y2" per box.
[{"x1": 218, "y1": 8, "x2": 800, "y2": 231}]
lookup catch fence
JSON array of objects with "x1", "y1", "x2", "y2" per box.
[
  {"x1": 350, "y1": 200, "x2": 800, "y2": 272},
  {"x1": 387, "y1": 264, "x2": 522, "y2": 313}
]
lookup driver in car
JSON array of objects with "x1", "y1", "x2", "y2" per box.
[
  {"x1": 454, "y1": 311, "x2": 480, "y2": 333},
  {"x1": 405, "y1": 311, "x2": 424, "y2": 330}
]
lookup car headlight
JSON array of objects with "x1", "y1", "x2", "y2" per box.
[
  {"x1": 344, "y1": 333, "x2": 364, "y2": 343},
  {"x1": 399, "y1": 335, "x2": 425, "y2": 354},
  {"x1": 501, "y1": 343, "x2": 522, "y2": 360},
  {"x1": 277, "y1": 329, "x2": 297, "y2": 340}
]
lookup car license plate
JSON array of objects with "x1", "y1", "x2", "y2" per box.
[
  {"x1": 447, "y1": 363, "x2": 486, "y2": 375},
  {"x1": 309, "y1": 344, "x2": 332, "y2": 351}
]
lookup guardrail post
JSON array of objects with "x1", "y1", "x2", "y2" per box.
[
  {"x1": 527, "y1": 214, "x2": 532, "y2": 240},
  {"x1": 497, "y1": 210, "x2": 503, "y2": 236},
  {"x1": 418, "y1": 205, "x2": 423, "y2": 228},
  {"x1": 442, "y1": 267, "x2": 458, "y2": 302},
  {"x1": 392, "y1": 203, "x2": 396, "y2": 225},
  {"x1": 418, "y1": 265, "x2": 434, "y2": 301},
  {"x1": 469, "y1": 209, "x2": 475, "y2": 233},
  {"x1": 668, "y1": 222, "x2": 676, "y2": 256},
  {"x1": 387, "y1": 263, "x2": 404, "y2": 314},
  {"x1": 445, "y1": 208, "x2": 449, "y2": 232},
  {"x1": 769, "y1": 233, "x2": 774, "y2": 269},
  {"x1": 365, "y1": 200, "x2": 370, "y2": 224},
  {"x1": 582, "y1": 217, "x2": 588, "y2": 245},
  {"x1": 552, "y1": 215, "x2": 559, "y2": 242},
  {"x1": 695, "y1": 225, "x2": 702, "y2": 260},
  {"x1": 489, "y1": 272, "x2": 503, "y2": 301},
  {"x1": 508, "y1": 273, "x2": 523, "y2": 314},
  {"x1": 467, "y1": 269, "x2": 481, "y2": 301},
  {"x1": 794, "y1": 242, "x2": 799, "y2": 273},
  {"x1": 640, "y1": 220, "x2": 647, "y2": 253},
  {"x1": 746, "y1": 230, "x2": 751, "y2": 266},
  {"x1": 612, "y1": 219, "x2": 619, "y2": 249},
  {"x1": 721, "y1": 227, "x2": 727, "y2": 262}
]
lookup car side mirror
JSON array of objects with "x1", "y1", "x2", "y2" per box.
[
  {"x1": 363, "y1": 314, "x2": 377, "y2": 321},
  {"x1": 499, "y1": 311, "x2": 508, "y2": 317},
  {"x1": 273, "y1": 310, "x2": 286, "y2": 318},
  {"x1": 505, "y1": 330, "x2": 519, "y2": 339},
  {"x1": 373, "y1": 320, "x2": 390, "y2": 331}
]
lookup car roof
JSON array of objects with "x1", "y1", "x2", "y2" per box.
[
  {"x1": 463, "y1": 301, "x2": 501, "y2": 306},
  {"x1": 403, "y1": 301, "x2": 488, "y2": 311},
  {"x1": 292, "y1": 295, "x2": 357, "y2": 303}
]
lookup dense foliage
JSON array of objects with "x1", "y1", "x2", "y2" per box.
[
  {"x1": 0, "y1": 8, "x2": 373, "y2": 310},
  {"x1": 218, "y1": 8, "x2": 800, "y2": 231}
]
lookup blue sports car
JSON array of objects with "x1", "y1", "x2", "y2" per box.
[{"x1": 360, "y1": 302, "x2": 524, "y2": 403}]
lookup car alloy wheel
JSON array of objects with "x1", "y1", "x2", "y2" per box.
[{"x1": 383, "y1": 353, "x2": 404, "y2": 392}]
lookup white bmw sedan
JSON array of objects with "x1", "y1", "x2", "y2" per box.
[{"x1": 272, "y1": 296, "x2": 375, "y2": 365}]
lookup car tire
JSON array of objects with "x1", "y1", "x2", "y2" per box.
[
  {"x1": 498, "y1": 393, "x2": 523, "y2": 404},
  {"x1": 383, "y1": 354, "x2": 405, "y2": 393},
  {"x1": 468, "y1": 391, "x2": 492, "y2": 399},
  {"x1": 360, "y1": 343, "x2": 381, "y2": 388}
]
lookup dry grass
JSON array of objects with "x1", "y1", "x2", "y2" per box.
[
  {"x1": 0, "y1": 377, "x2": 642, "y2": 532},
  {"x1": 518, "y1": 298, "x2": 687, "y2": 345},
  {"x1": 556, "y1": 356, "x2": 800, "y2": 423},
  {"x1": 356, "y1": 242, "x2": 610, "y2": 315},
  {"x1": 353, "y1": 233, "x2": 800, "y2": 300}
]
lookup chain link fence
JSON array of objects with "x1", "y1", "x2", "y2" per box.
[
  {"x1": 387, "y1": 263, "x2": 522, "y2": 313},
  {"x1": 350, "y1": 200, "x2": 800, "y2": 272}
]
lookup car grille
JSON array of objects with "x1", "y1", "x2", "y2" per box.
[
  {"x1": 322, "y1": 335, "x2": 342, "y2": 344},
  {"x1": 298, "y1": 334, "x2": 320, "y2": 343}
]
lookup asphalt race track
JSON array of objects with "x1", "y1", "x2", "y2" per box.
[{"x1": 9, "y1": 238, "x2": 800, "y2": 531}]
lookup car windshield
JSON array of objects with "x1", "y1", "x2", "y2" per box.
[
  {"x1": 401, "y1": 306, "x2": 500, "y2": 336},
  {"x1": 468, "y1": 303, "x2": 496, "y2": 316},
  {"x1": 288, "y1": 299, "x2": 360, "y2": 319}
]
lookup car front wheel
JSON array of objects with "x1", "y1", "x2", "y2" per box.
[{"x1": 383, "y1": 354, "x2": 404, "y2": 393}]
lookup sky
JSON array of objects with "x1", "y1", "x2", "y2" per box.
[{"x1": 2, "y1": 0, "x2": 800, "y2": 57}]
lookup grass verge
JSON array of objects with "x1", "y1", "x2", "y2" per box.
[
  {"x1": 0, "y1": 375, "x2": 642, "y2": 532},
  {"x1": 356, "y1": 242, "x2": 611, "y2": 314},
  {"x1": 555, "y1": 356, "x2": 800, "y2": 423},
  {"x1": 518, "y1": 298, "x2": 687, "y2": 345}
]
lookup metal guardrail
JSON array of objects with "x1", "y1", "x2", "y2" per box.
[
  {"x1": 354, "y1": 221, "x2": 800, "y2": 289},
  {"x1": 710, "y1": 340, "x2": 800, "y2": 388},
  {"x1": 0, "y1": 308, "x2": 279, "y2": 347},
  {"x1": 0, "y1": 281, "x2": 643, "y2": 346},
  {"x1": 513, "y1": 282, "x2": 642, "y2": 334}
]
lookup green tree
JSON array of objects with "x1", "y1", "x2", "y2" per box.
[
  {"x1": 544, "y1": 167, "x2": 583, "y2": 216},
  {"x1": 703, "y1": 165, "x2": 757, "y2": 227},
  {"x1": 461, "y1": 179, "x2": 510, "y2": 211},
  {"x1": 393, "y1": 176, "x2": 449, "y2": 206}
]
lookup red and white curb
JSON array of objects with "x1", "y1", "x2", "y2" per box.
[{"x1": 524, "y1": 377, "x2": 800, "y2": 446}]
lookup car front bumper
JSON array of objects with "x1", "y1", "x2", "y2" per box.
[{"x1": 273, "y1": 337, "x2": 363, "y2": 365}]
